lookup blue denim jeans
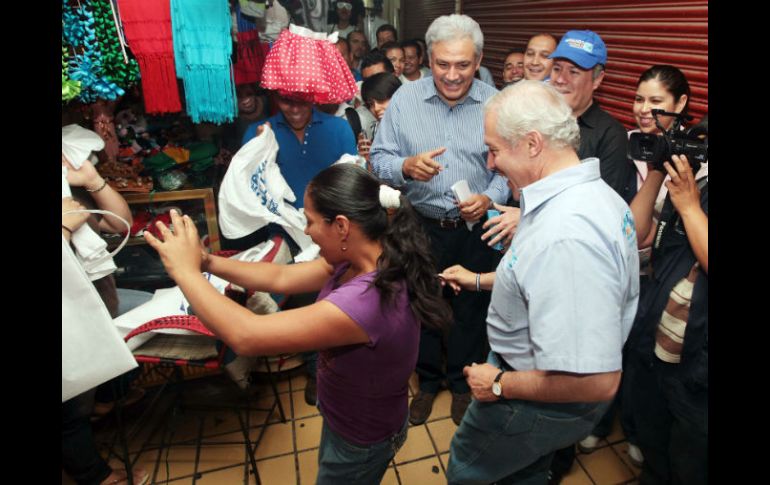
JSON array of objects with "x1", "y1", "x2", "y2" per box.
[
  {"x1": 316, "y1": 418, "x2": 407, "y2": 485},
  {"x1": 447, "y1": 352, "x2": 610, "y2": 485}
]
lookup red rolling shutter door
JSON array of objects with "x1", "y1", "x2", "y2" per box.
[
  {"x1": 461, "y1": 0, "x2": 708, "y2": 128},
  {"x1": 401, "y1": 0, "x2": 457, "y2": 41}
]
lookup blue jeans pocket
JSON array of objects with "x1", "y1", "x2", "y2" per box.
[
  {"x1": 474, "y1": 400, "x2": 535, "y2": 436},
  {"x1": 531, "y1": 402, "x2": 607, "y2": 450}
]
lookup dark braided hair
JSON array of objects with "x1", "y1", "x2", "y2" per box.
[{"x1": 307, "y1": 164, "x2": 451, "y2": 333}]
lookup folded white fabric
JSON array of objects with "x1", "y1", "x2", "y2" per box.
[
  {"x1": 61, "y1": 124, "x2": 104, "y2": 169},
  {"x1": 62, "y1": 167, "x2": 117, "y2": 281}
]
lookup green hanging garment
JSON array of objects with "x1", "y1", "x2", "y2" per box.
[{"x1": 171, "y1": 0, "x2": 237, "y2": 124}]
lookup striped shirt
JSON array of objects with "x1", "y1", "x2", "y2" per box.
[{"x1": 370, "y1": 77, "x2": 510, "y2": 219}]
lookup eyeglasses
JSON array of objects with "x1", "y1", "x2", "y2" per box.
[{"x1": 337, "y1": 2, "x2": 352, "y2": 10}]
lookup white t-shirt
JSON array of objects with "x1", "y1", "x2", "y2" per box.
[{"x1": 327, "y1": 23, "x2": 356, "y2": 38}]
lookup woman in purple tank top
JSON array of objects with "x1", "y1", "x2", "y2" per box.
[{"x1": 146, "y1": 163, "x2": 450, "y2": 484}]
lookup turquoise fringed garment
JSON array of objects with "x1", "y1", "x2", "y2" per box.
[{"x1": 171, "y1": 0, "x2": 237, "y2": 124}]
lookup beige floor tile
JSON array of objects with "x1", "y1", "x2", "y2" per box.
[
  {"x1": 382, "y1": 466, "x2": 400, "y2": 485},
  {"x1": 395, "y1": 424, "x2": 435, "y2": 464},
  {"x1": 291, "y1": 390, "x2": 321, "y2": 419},
  {"x1": 268, "y1": 374, "x2": 292, "y2": 393},
  {"x1": 256, "y1": 454, "x2": 297, "y2": 485},
  {"x1": 251, "y1": 421, "x2": 294, "y2": 459},
  {"x1": 439, "y1": 452, "x2": 450, "y2": 471},
  {"x1": 431, "y1": 390, "x2": 452, "y2": 420},
  {"x1": 138, "y1": 448, "x2": 197, "y2": 482},
  {"x1": 578, "y1": 446, "x2": 635, "y2": 484},
  {"x1": 194, "y1": 463, "x2": 257, "y2": 484},
  {"x1": 612, "y1": 443, "x2": 641, "y2": 477},
  {"x1": 426, "y1": 417, "x2": 458, "y2": 454},
  {"x1": 298, "y1": 448, "x2": 319, "y2": 484},
  {"x1": 295, "y1": 415, "x2": 324, "y2": 451},
  {"x1": 291, "y1": 372, "x2": 309, "y2": 391},
  {"x1": 561, "y1": 461, "x2": 594, "y2": 485},
  {"x1": 396, "y1": 456, "x2": 446, "y2": 485},
  {"x1": 198, "y1": 430, "x2": 258, "y2": 463},
  {"x1": 253, "y1": 391, "x2": 293, "y2": 423},
  {"x1": 199, "y1": 409, "x2": 248, "y2": 437}
]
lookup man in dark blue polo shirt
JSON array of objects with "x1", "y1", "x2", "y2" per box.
[
  {"x1": 242, "y1": 93, "x2": 357, "y2": 209},
  {"x1": 242, "y1": 92, "x2": 357, "y2": 407}
]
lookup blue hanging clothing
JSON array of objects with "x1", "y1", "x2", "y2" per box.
[{"x1": 171, "y1": 0, "x2": 237, "y2": 124}]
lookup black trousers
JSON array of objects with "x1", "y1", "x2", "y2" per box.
[
  {"x1": 62, "y1": 389, "x2": 112, "y2": 485},
  {"x1": 416, "y1": 219, "x2": 501, "y2": 394},
  {"x1": 626, "y1": 353, "x2": 708, "y2": 485}
]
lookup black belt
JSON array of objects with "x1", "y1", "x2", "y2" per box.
[
  {"x1": 493, "y1": 352, "x2": 515, "y2": 371},
  {"x1": 420, "y1": 215, "x2": 464, "y2": 229}
]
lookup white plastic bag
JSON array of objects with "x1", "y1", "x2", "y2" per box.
[
  {"x1": 218, "y1": 124, "x2": 315, "y2": 250},
  {"x1": 62, "y1": 237, "x2": 138, "y2": 402}
]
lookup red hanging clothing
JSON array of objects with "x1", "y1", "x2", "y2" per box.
[
  {"x1": 118, "y1": 0, "x2": 182, "y2": 114},
  {"x1": 233, "y1": 30, "x2": 266, "y2": 86}
]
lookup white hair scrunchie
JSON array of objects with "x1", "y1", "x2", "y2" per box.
[{"x1": 379, "y1": 185, "x2": 401, "y2": 210}]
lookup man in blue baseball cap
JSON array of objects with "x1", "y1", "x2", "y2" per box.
[{"x1": 548, "y1": 30, "x2": 635, "y2": 205}]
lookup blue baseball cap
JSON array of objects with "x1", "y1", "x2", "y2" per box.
[{"x1": 548, "y1": 30, "x2": 607, "y2": 69}]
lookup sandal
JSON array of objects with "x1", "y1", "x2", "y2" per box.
[{"x1": 99, "y1": 467, "x2": 149, "y2": 485}]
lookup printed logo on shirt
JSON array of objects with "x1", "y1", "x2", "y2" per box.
[
  {"x1": 622, "y1": 209, "x2": 636, "y2": 246},
  {"x1": 506, "y1": 244, "x2": 519, "y2": 270}
]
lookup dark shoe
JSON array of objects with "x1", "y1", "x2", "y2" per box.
[
  {"x1": 450, "y1": 391, "x2": 471, "y2": 425},
  {"x1": 304, "y1": 376, "x2": 317, "y2": 406},
  {"x1": 409, "y1": 391, "x2": 437, "y2": 425}
]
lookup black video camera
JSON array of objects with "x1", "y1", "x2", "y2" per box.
[{"x1": 628, "y1": 109, "x2": 708, "y2": 171}]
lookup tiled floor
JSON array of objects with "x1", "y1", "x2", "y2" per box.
[{"x1": 64, "y1": 369, "x2": 641, "y2": 484}]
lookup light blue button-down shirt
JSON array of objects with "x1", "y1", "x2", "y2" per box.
[
  {"x1": 488, "y1": 159, "x2": 640, "y2": 373},
  {"x1": 369, "y1": 77, "x2": 510, "y2": 219}
]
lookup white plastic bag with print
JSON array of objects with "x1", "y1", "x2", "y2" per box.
[
  {"x1": 62, "y1": 237, "x2": 137, "y2": 402},
  {"x1": 218, "y1": 124, "x2": 315, "y2": 250}
]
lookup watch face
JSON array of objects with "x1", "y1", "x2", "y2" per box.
[{"x1": 492, "y1": 381, "x2": 502, "y2": 396}]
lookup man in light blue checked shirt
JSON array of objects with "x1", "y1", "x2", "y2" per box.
[{"x1": 370, "y1": 14, "x2": 509, "y2": 426}]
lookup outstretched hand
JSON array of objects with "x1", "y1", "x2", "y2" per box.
[
  {"x1": 144, "y1": 210, "x2": 208, "y2": 281},
  {"x1": 438, "y1": 264, "x2": 475, "y2": 295}
]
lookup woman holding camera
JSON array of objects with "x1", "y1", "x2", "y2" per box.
[
  {"x1": 630, "y1": 65, "x2": 708, "y2": 251},
  {"x1": 624, "y1": 64, "x2": 708, "y2": 482}
]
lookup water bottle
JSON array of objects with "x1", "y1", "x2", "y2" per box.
[{"x1": 486, "y1": 209, "x2": 505, "y2": 251}]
